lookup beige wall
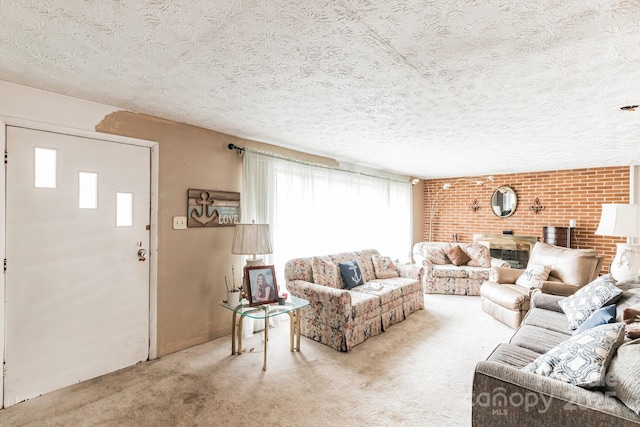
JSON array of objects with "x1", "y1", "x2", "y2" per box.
[
  {"x1": 1, "y1": 80, "x2": 418, "y2": 358},
  {"x1": 95, "y1": 112, "x2": 345, "y2": 356}
]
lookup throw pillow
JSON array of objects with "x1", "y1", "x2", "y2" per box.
[
  {"x1": 462, "y1": 244, "x2": 491, "y2": 268},
  {"x1": 338, "y1": 260, "x2": 364, "y2": 290},
  {"x1": 371, "y1": 255, "x2": 399, "y2": 279},
  {"x1": 573, "y1": 304, "x2": 617, "y2": 335},
  {"x1": 558, "y1": 274, "x2": 622, "y2": 330},
  {"x1": 606, "y1": 338, "x2": 640, "y2": 415},
  {"x1": 521, "y1": 322, "x2": 625, "y2": 388},
  {"x1": 515, "y1": 264, "x2": 552, "y2": 289},
  {"x1": 421, "y1": 245, "x2": 449, "y2": 265},
  {"x1": 445, "y1": 245, "x2": 471, "y2": 266},
  {"x1": 311, "y1": 256, "x2": 339, "y2": 288}
]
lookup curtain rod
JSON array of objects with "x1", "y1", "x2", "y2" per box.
[{"x1": 227, "y1": 143, "x2": 410, "y2": 185}]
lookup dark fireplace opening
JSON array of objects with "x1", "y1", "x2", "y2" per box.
[{"x1": 489, "y1": 248, "x2": 529, "y2": 269}]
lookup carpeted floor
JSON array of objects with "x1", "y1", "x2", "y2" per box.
[{"x1": 0, "y1": 295, "x2": 514, "y2": 426}]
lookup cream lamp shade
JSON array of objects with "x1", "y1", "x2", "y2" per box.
[
  {"x1": 595, "y1": 204, "x2": 640, "y2": 282},
  {"x1": 231, "y1": 221, "x2": 273, "y2": 266}
]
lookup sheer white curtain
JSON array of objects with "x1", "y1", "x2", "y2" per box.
[
  {"x1": 240, "y1": 151, "x2": 276, "y2": 266},
  {"x1": 242, "y1": 150, "x2": 412, "y2": 285}
]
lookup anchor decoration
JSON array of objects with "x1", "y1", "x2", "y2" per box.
[
  {"x1": 187, "y1": 189, "x2": 241, "y2": 227},
  {"x1": 190, "y1": 191, "x2": 219, "y2": 226},
  {"x1": 348, "y1": 263, "x2": 362, "y2": 285}
]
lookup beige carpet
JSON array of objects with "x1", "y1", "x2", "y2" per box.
[{"x1": 0, "y1": 295, "x2": 513, "y2": 427}]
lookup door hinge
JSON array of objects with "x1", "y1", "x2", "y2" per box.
[
  {"x1": 3, "y1": 363, "x2": 6, "y2": 378},
  {"x1": 3, "y1": 258, "x2": 6, "y2": 273},
  {"x1": 4, "y1": 150, "x2": 7, "y2": 165}
]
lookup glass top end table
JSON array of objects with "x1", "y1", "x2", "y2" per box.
[{"x1": 219, "y1": 296, "x2": 309, "y2": 370}]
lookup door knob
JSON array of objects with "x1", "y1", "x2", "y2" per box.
[{"x1": 137, "y1": 249, "x2": 147, "y2": 261}]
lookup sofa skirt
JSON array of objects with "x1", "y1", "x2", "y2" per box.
[{"x1": 300, "y1": 313, "x2": 383, "y2": 352}]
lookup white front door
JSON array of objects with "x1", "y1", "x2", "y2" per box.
[{"x1": 4, "y1": 126, "x2": 150, "y2": 407}]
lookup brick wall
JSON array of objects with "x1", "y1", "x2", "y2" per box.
[{"x1": 422, "y1": 166, "x2": 630, "y2": 273}]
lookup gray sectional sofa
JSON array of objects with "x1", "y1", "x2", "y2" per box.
[{"x1": 472, "y1": 283, "x2": 640, "y2": 426}]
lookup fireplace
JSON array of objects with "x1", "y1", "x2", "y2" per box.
[{"x1": 473, "y1": 233, "x2": 539, "y2": 269}]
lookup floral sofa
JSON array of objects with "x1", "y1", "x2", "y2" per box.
[
  {"x1": 284, "y1": 249, "x2": 424, "y2": 352},
  {"x1": 412, "y1": 242, "x2": 510, "y2": 295}
]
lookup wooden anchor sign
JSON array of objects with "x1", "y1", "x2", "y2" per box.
[{"x1": 187, "y1": 189, "x2": 241, "y2": 227}]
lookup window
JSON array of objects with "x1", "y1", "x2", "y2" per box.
[
  {"x1": 241, "y1": 151, "x2": 412, "y2": 279},
  {"x1": 78, "y1": 172, "x2": 98, "y2": 209},
  {"x1": 34, "y1": 147, "x2": 57, "y2": 188},
  {"x1": 116, "y1": 192, "x2": 133, "y2": 227}
]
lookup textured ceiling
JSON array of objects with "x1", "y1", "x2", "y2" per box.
[{"x1": 2, "y1": 0, "x2": 640, "y2": 178}]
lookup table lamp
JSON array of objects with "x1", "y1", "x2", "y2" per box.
[
  {"x1": 231, "y1": 220, "x2": 273, "y2": 266},
  {"x1": 595, "y1": 203, "x2": 640, "y2": 282}
]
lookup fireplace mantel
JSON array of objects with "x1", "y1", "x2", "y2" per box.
[{"x1": 473, "y1": 233, "x2": 538, "y2": 250}]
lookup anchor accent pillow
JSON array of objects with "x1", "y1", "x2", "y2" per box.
[{"x1": 338, "y1": 260, "x2": 364, "y2": 290}]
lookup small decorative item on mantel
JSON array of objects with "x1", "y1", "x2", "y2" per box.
[{"x1": 529, "y1": 197, "x2": 545, "y2": 214}]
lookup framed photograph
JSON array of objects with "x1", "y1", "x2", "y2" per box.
[{"x1": 244, "y1": 265, "x2": 279, "y2": 306}]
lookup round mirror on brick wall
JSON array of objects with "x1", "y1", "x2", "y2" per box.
[{"x1": 491, "y1": 186, "x2": 517, "y2": 218}]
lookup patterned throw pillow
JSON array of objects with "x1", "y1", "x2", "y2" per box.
[
  {"x1": 558, "y1": 275, "x2": 622, "y2": 330},
  {"x1": 522, "y1": 322, "x2": 625, "y2": 388},
  {"x1": 445, "y1": 245, "x2": 471, "y2": 266},
  {"x1": 311, "y1": 256, "x2": 339, "y2": 288},
  {"x1": 419, "y1": 244, "x2": 450, "y2": 265},
  {"x1": 515, "y1": 264, "x2": 552, "y2": 289},
  {"x1": 338, "y1": 260, "x2": 364, "y2": 290},
  {"x1": 462, "y1": 244, "x2": 491, "y2": 268},
  {"x1": 371, "y1": 255, "x2": 399, "y2": 279}
]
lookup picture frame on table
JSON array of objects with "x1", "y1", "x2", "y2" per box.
[{"x1": 244, "y1": 265, "x2": 279, "y2": 306}]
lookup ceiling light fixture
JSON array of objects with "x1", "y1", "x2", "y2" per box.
[{"x1": 620, "y1": 105, "x2": 638, "y2": 111}]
